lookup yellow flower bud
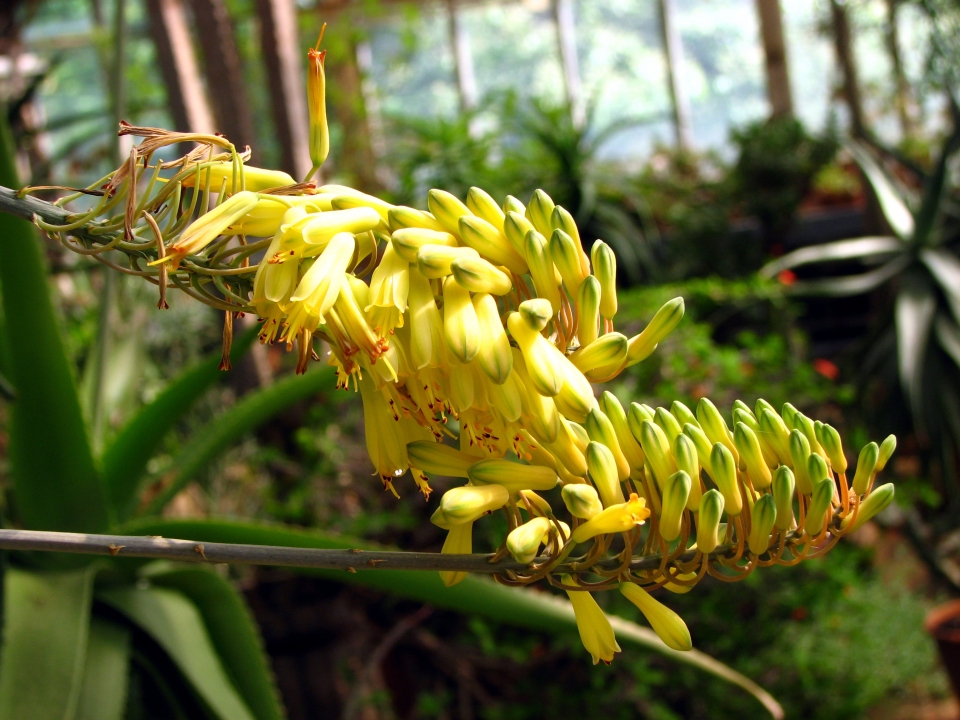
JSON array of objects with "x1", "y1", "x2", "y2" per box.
[
  {"x1": 408, "y1": 268, "x2": 446, "y2": 369},
  {"x1": 452, "y1": 256, "x2": 512, "y2": 296},
  {"x1": 329, "y1": 192, "x2": 393, "y2": 226},
  {"x1": 545, "y1": 419, "x2": 588, "y2": 477},
  {"x1": 876, "y1": 434, "x2": 897, "y2": 472},
  {"x1": 654, "y1": 407, "x2": 683, "y2": 445},
  {"x1": 526, "y1": 189, "x2": 556, "y2": 238},
  {"x1": 758, "y1": 408, "x2": 792, "y2": 465},
  {"x1": 586, "y1": 408, "x2": 630, "y2": 480},
  {"x1": 734, "y1": 422, "x2": 772, "y2": 490},
  {"x1": 807, "y1": 453, "x2": 830, "y2": 486},
  {"x1": 682, "y1": 423, "x2": 715, "y2": 481},
  {"x1": 671, "y1": 400, "x2": 698, "y2": 430},
  {"x1": 747, "y1": 494, "x2": 777, "y2": 556},
  {"x1": 852, "y1": 442, "x2": 879, "y2": 495},
  {"x1": 664, "y1": 571, "x2": 698, "y2": 594},
  {"x1": 660, "y1": 470, "x2": 692, "y2": 542},
  {"x1": 696, "y1": 489, "x2": 724, "y2": 553},
  {"x1": 804, "y1": 477, "x2": 835, "y2": 536},
  {"x1": 570, "y1": 333, "x2": 628, "y2": 382},
  {"x1": 551, "y1": 205, "x2": 591, "y2": 277},
  {"x1": 306, "y1": 39, "x2": 330, "y2": 176},
  {"x1": 440, "y1": 522, "x2": 472, "y2": 587},
  {"x1": 417, "y1": 244, "x2": 480, "y2": 279},
  {"x1": 793, "y1": 411, "x2": 825, "y2": 457},
  {"x1": 507, "y1": 517, "x2": 552, "y2": 563},
  {"x1": 550, "y1": 228, "x2": 587, "y2": 297},
  {"x1": 513, "y1": 350, "x2": 561, "y2": 443},
  {"x1": 388, "y1": 205, "x2": 446, "y2": 233},
  {"x1": 507, "y1": 311, "x2": 563, "y2": 397},
  {"x1": 842, "y1": 483, "x2": 895, "y2": 532},
  {"x1": 441, "y1": 484, "x2": 510, "y2": 524},
  {"x1": 391, "y1": 228, "x2": 458, "y2": 263},
  {"x1": 459, "y1": 215, "x2": 528, "y2": 274},
  {"x1": 442, "y1": 276, "x2": 480, "y2": 363},
  {"x1": 503, "y1": 195, "x2": 525, "y2": 215},
  {"x1": 591, "y1": 241, "x2": 618, "y2": 319},
  {"x1": 181, "y1": 162, "x2": 295, "y2": 193},
  {"x1": 472, "y1": 293, "x2": 513, "y2": 384},
  {"x1": 599, "y1": 392, "x2": 646, "y2": 474},
  {"x1": 467, "y1": 459, "x2": 558, "y2": 492},
  {"x1": 710, "y1": 442, "x2": 742, "y2": 516},
  {"x1": 572, "y1": 493, "x2": 650, "y2": 543},
  {"x1": 772, "y1": 466, "x2": 796, "y2": 530},
  {"x1": 161, "y1": 191, "x2": 260, "y2": 267},
  {"x1": 565, "y1": 577, "x2": 621, "y2": 665},
  {"x1": 407, "y1": 441, "x2": 476, "y2": 478},
  {"x1": 586, "y1": 441, "x2": 625, "y2": 507},
  {"x1": 503, "y1": 210, "x2": 535, "y2": 256},
  {"x1": 524, "y1": 230, "x2": 563, "y2": 316},
  {"x1": 638, "y1": 420, "x2": 676, "y2": 489},
  {"x1": 625, "y1": 297, "x2": 684, "y2": 365},
  {"x1": 619, "y1": 583, "x2": 692, "y2": 651},
  {"x1": 294, "y1": 207, "x2": 382, "y2": 253},
  {"x1": 789, "y1": 429, "x2": 814, "y2": 494},
  {"x1": 562, "y1": 483, "x2": 603, "y2": 519},
  {"x1": 817, "y1": 423, "x2": 847, "y2": 473},
  {"x1": 674, "y1": 434, "x2": 701, "y2": 510},
  {"x1": 576, "y1": 275, "x2": 602, "y2": 347},
  {"x1": 427, "y1": 189, "x2": 470, "y2": 235},
  {"x1": 518, "y1": 489, "x2": 553, "y2": 517},
  {"x1": 697, "y1": 398, "x2": 738, "y2": 463},
  {"x1": 733, "y1": 399, "x2": 755, "y2": 423},
  {"x1": 518, "y1": 298, "x2": 553, "y2": 331},
  {"x1": 466, "y1": 187, "x2": 506, "y2": 231}
]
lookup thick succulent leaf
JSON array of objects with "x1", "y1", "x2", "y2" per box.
[
  {"x1": 98, "y1": 585, "x2": 256, "y2": 720},
  {"x1": 913, "y1": 124, "x2": 960, "y2": 246},
  {"x1": 896, "y1": 273, "x2": 937, "y2": 423},
  {"x1": 122, "y1": 518, "x2": 783, "y2": 719},
  {"x1": 920, "y1": 248, "x2": 960, "y2": 323},
  {"x1": 936, "y1": 314, "x2": 960, "y2": 371},
  {"x1": 75, "y1": 619, "x2": 130, "y2": 720},
  {"x1": 141, "y1": 364, "x2": 335, "y2": 516},
  {"x1": 0, "y1": 567, "x2": 96, "y2": 720},
  {"x1": 142, "y1": 565, "x2": 284, "y2": 720},
  {"x1": 786, "y1": 255, "x2": 911, "y2": 297},
  {"x1": 849, "y1": 141, "x2": 915, "y2": 240},
  {"x1": 0, "y1": 114, "x2": 109, "y2": 532},
  {"x1": 100, "y1": 326, "x2": 256, "y2": 520},
  {"x1": 759, "y1": 237, "x2": 903, "y2": 278}
]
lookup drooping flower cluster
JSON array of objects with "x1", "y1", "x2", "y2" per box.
[{"x1": 23, "y1": 37, "x2": 897, "y2": 664}]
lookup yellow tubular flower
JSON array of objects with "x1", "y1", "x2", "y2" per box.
[
  {"x1": 228, "y1": 196, "x2": 324, "y2": 238},
  {"x1": 507, "y1": 310, "x2": 563, "y2": 397},
  {"x1": 407, "y1": 268, "x2": 446, "y2": 369},
  {"x1": 586, "y1": 408, "x2": 630, "y2": 480},
  {"x1": 507, "y1": 517, "x2": 553, "y2": 563},
  {"x1": 524, "y1": 230, "x2": 562, "y2": 316},
  {"x1": 591, "y1": 241, "x2": 618, "y2": 320},
  {"x1": 571, "y1": 493, "x2": 649, "y2": 543},
  {"x1": 407, "y1": 441, "x2": 476, "y2": 478},
  {"x1": 330, "y1": 192, "x2": 393, "y2": 226},
  {"x1": 468, "y1": 459, "x2": 558, "y2": 492},
  {"x1": 331, "y1": 280, "x2": 387, "y2": 365},
  {"x1": 417, "y1": 245, "x2": 480, "y2": 279},
  {"x1": 660, "y1": 470, "x2": 691, "y2": 542},
  {"x1": 391, "y1": 228, "x2": 458, "y2": 262},
  {"x1": 452, "y1": 257, "x2": 512, "y2": 296},
  {"x1": 553, "y1": 354, "x2": 598, "y2": 423},
  {"x1": 599, "y1": 394, "x2": 645, "y2": 471},
  {"x1": 427, "y1": 189, "x2": 471, "y2": 235},
  {"x1": 696, "y1": 489, "x2": 724, "y2": 553},
  {"x1": 576, "y1": 275, "x2": 602, "y2": 348},
  {"x1": 459, "y1": 215, "x2": 528, "y2": 274},
  {"x1": 545, "y1": 419, "x2": 588, "y2": 477},
  {"x1": 366, "y1": 243, "x2": 409, "y2": 334},
  {"x1": 443, "y1": 276, "x2": 480, "y2": 363},
  {"x1": 440, "y1": 484, "x2": 510, "y2": 524},
  {"x1": 306, "y1": 40, "x2": 330, "y2": 176},
  {"x1": 562, "y1": 483, "x2": 604, "y2": 519},
  {"x1": 619, "y1": 583, "x2": 692, "y2": 651},
  {"x1": 758, "y1": 408, "x2": 792, "y2": 466},
  {"x1": 526, "y1": 189, "x2": 556, "y2": 238},
  {"x1": 483, "y1": 369, "x2": 523, "y2": 424},
  {"x1": 570, "y1": 333, "x2": 629, "y2": 382},
  {"x1": 564, "y1": 576, "x2": 621, "y2": 665},
  {"x1": 388, "y1": 206, "x2": 447, "y2": 233},
  {"x1": 625, "y1": 297, "x2": 685, "y2": 365},
  {"x1": 513, "y1": 349, "x2": 561, "y2": 443},
  {"x1": 466, "y1": 187, "x2": 506, "y2": 231},
  {"x1": 299, "y1": 207, "x2": 382, "y2": 250},
  {"x1": 473, "y1": 293, "x2": 513, "y2": 383},
  {"x1": 284, "y1": 231, "x2": 356, "y2": 339},
  {"x1": 160, "y1": 191, "x2": 259, "y2": 268},
  {"x1": 182, "y1": 163, "x2": 295, "y2": 193},
  {"x1": 682, "y1": 423, "x2": 715, "y2": 481},
  {"x1": 671, "y1": 400, "x2": 699, "y2": 428},
  {"x1": 440, "y1": 522, "x2": 472, "y2": 587},
  {"x1": 503, "y1": 210, "x2": 536, "y2": 256}
]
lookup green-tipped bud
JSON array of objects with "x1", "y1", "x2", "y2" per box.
[
  {"x1": 427, "y1": 189, "x2": 470, "y2": 235},
  {"x1": 466, "y1": 187, "x2": 506, "y2": 231},
  {"x1": 660, "y1": 471, "x2": 692, "y2": 542},
  {"x1": 562, "y1": 483, "x2": 604, "y2": 520},
  {"x1": 526, "y1": 189, "x2": 556, "y2": 238},
  {"x1": 473, "y1": 293, "x2": 513, "y2": 384},
  {"x1": 586, "y1": 408, "x2": 631, "y2": 480},
  {"x1": 638, "y1": 420, "x2": 677, "y2": 488},
  {"x1": 619, "y1": 583, "x2": 692, "y2": 651},
  {"x1": 459, "y1": 215, "x2": 528, "y2": 275},
  {"x1": 696, "y1": 489, "x2": 725, "y2": 553},
  {"x1": 625, "y1": 297, "x2": 684, "y2": 365},
  {"x1": 391, "y1": 228, "x2": 458, "y2": 263},
  {"x1": 452, "y1": 257, "x2": 512, "y2": 296},
  {"x1": 772, "y1": 466, "x2": 796, "y2": 530},
  {"x1": 671, "y1": 401, "x2": 699, "y2": 429},
  {"x1": 306, "y1": 44, "x2": 330, "y2": 173},
  {"x1": 518, "y1": 490, "x2": 554, "y2": 517},
  {"x1": 550, "y1": 229, "x2": 587, "y2": 297},
  {"x1": 591, "y1": 241, "x2": 618, "y2": 320},
  {"x1": 876, "y1": 435, "x2": 897, "y2": 472},
  {"x1": 407, "y1": 441, "x2": 475, "y2": 478},
  {"x1": 789, "y1": 430, "x2": 813, "y2": 494},
  {"x1": 503, "y1": 210, "x2": 535, "y2": 256},
  {"x1": 755, "y1": 398, "x2": 776, "y2": 418},
  {"x1": 747, "y1": 494, "x2": 777, "y2": 556},
  {"x1": 733, "y1": 400, "x2": 755, "y2": 423},
  {"x1": 819, "y1": 423, "x2": 847, "y2": 473},
  {"x1": 758, "y1": 408, "x2": 792, "y2": 465},
  {"x1": 506, "y1": 517, "x2": 552, "y2": 564},
  {"x1": 710, "y1": 442, "x2": 742, "y2": 516},
  {"x1": 697, "y1": 398, "x2": 738, "y2": 462},
  {"x1": 843, "y1": 483, "x2": 895, "y2": 532},
  {"x1": 782, "y1": 402, "x2": 799, "y2": 429},
  {"x1": 600, "y1": 392, "x2": 646, "y2": 473},
  {"x1": 734, "y1": 422, "x2": 772, "y2": 489},
  {"x1": 442, "y1": 276, "x2": 480, "y2": 363},
  {"x1": 468, "y1": 459, "x2": 558, "y2": 492},
  {"x1": 552, "y1": 205, "x2": 591, "y2": 277},
  {"x1": 517, "y1": 297, "x2": 553, "y2": 331},
  {"x1": 440, "y1": 484, "x2": 509, "y2": 524},
  {"x1": 571, "y1": 333, "x2": 628, "y2": 382},
  {"x1": 674, "y1": 434, "x2": 702, "y2": 510},
  {"x1": 794, "y1": 412, "x2": 825, "y2": 456},
  {"x1": 576, "y1": 275, "x2": 602, "y2": 347},
  {"x1": 732, "y1": 407, "x2": 759, "y2": 433},
  {"x1": 503, "y1": 195, "x2": 525, "y2": 215},
  {"x1": 654, "y1": 407, "x2": 683, "y2": 445},
  {"x1": 852, "y1": 442, "x2": 880, "y2": 495},
  {"x1": 808, "y1": 453, "x2": 830, "y2": 486},
  {"x1": 417, "y1": 244, "x2": 479, "y2": 279},
  {"x1": 387, "y1": 206, "x2": 447, "y2": 233},
  {"x1": 683, "y1": 423, "x2": 715, "y2": 481},
  {"x1": 525, "y1": 230, "x2": 562, "y2": 315},
  {"x1": 440, "y1": 522, "x2": 472, "y2": 586},
  {"x1": 586, "y1": 441, "x2": 625, "y2": 507},
  {"x1": 804, "y1": 477, "x2": 835, "y2": 536}
]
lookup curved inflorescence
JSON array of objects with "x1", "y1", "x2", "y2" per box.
[{"x1": 19, "y1": 39, "x2": 897, "y2": 664}]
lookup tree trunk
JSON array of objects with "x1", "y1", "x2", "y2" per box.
[
  {"x1": 829, "y1": 0, "x2": 866, "y2": 138},
  {"x1": 447, "y1": 0, "x2": 478, "y2": 114},
  {"x1": 553, "y1": 0, "x2": 584, "y2": 129},
  {"x1": 885, "y1": 0, "x2": 915, "y2": 138},
  {"x1": 657, "y1": 0, "x2": 692, "y2": 149},
  {"x1": 755, "y1": 0, "x2": 793, "y2": 118}
]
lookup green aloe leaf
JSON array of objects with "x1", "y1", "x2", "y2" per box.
[
  {"x1": 75, "y1": 618, "x2": 130, "y2": 720},
  {"x1": 98, "y1": 585, "x2": 256, "y2": 720},
  {"x1": 759, "y1": 236, "x2": 903, "y2": 278},
  {"x1": 143, "y1": 565, "x2": 285, "y2": 720},
  {"x1": 913, "y1": 124, "x2": 960, "y2": 246},
  {"x1": 936, "y1": 314, "x2": 960, "y2": 371},
  {"x1": 0, "y1": 111, "x2": 109, "y2": 532},
  {"x1": 101, "y1": 326, "x2": 256, "y2": 520},
  {"x1": 786, "y1": 255, "x2": 911, "y2": 297},
  {"x1": 896, "y1": 272, "x2": 937, "y2": 423},
  {"x1": 0, "y1": 567, "x2": 96, "y2": 720},
  {"x1": 921, "y1": 248, "x2": 960, "y2": 324},
  {"x1": 849, "y1": 141, "x2": 915, "y2": 241},
  {"x1": 141, "y1": 364, "x2": 336, "y2": 516},
  {"x1": 122, "y1": 518, "x2": 783, "y2": 719}
]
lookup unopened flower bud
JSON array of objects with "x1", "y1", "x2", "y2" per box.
[
  {"x1": 506, "y1": 517, "x2": 552, "y2": 563},
  {"x1": 427, "y1": 189, "x2": 471, "y2": 235},
  {"x1": 625, "y1": 298, "x2": 685, "y2": 365},
  {"x1": 466, "y1": 186, "x2": 505, "y2": 231},
  {"x1": 562, "y1": 483, "x2": 604, "y2": 519},
  {"x1": 572, "y1": 493, "x2": 649, "y2": 543},
  {"x1": 550, "y1": 229, "x2": 587, "y2": 297},
  {"x1": 804, "y1": 476, "x2": 835, "y2": 536},
  {"x1": 747, "y1": 494, "x2": 777, "y2": 556},
  {"x1": 674, "y1": 434, "x2": 701, "y2": 510},
  {"x1": 734, "y1": 422, "x2": 772, "y2": 489},
  {"x1": 782, "y1": 402, "x2": 799, "y2": 430},
  {"x1": 683, "y1": 423, "x2": 715, "y2": 481},
  {"x1": 507, "y1": 311, "x2": 563, "y2": 397},
  {"x1": 524, "y1": 230, "x2": 562, "y2": 316},
  {"x1": 591, "y1": 241, "x2": 618, "y2": 320},
  {"x1": 807, "y1": 453, "x2": 830, "y2": 486},
  {"x1": 638, "y1": 420, "x2": 676, "y2": 488},
  {"x1": 306, "y1": 38, "x2": 330, "y2": 176},
  {"x1": 440, "y1": 522, "x2": 472, "y2": 587},
  {"x1": 660, "y1": 470, "x2": 692, "y2": 542},
  {"x1": 576, "y1": 275, "x2": 602, "y2": 347},
  {"x1": 162, "y1": 191, "x2": 260, "y2": 267},
  {"x1": 697, "y1": 398, "x2": 738, "y2": 463},
  {"x1": 518, "y1": 298, "x2": 553, "y2": 331},
  {"x1": 440, "y1": 484, "x2": 509, "y2": 524},
  {"x1": 758, "y1": 408, "x2": 792, "y2": 465},
  {"x1": 710, "y1": 442, "x2": 742, "y2": 516},
  {"x1": 518, "y1": 489, "x2": 553, "y2": 517},
  {"x1": 551, "y1": 205, "x2": 591, "y2": 276},
  {"x1": 467, "y1": 459, "x2": 558, "y2": 492},
  {"x1": 876, "y1": 434, "x2": 897, "y2": 471},
  {"x1": 473, "y1": 293, "x2": 513, "y2": 384},
  {"x1": 459, "y1": 215, "x2": 527, "y2": 274},
  {"x1": 818, "y1": 423, "x2": 847, "y2": 473},
  {"x1": 416, "y1": 245, "x2": 479, "y2": 279},
  {"x1": 793, "y1": 411, "x2": 825, "y2": 457},
  {"x1": 671, "y1": 400, "x2": 698, "y2": 429},
  {"x1": 392, "y1": 228, "x2": 458, "y2": 263},
  {"x1": 443, "y1": 276, "x2": 480, "y2": 363},
  {"x1": 503, "y1": 195, "x2": 525, "y2": 215},
  {"x1": 586, "y1": 441, "x2": 625, "y2": 507},
  {"x1": 571, "y1": 333, "x2": 628, "y2": 382},
  {"x1": 503, "y1": 210, "x2": 535, "y2": 256},
  {"x1": 852, "y1": 442, "x2": 879, "y2": 495},
  {"x1": 843, "y1": 483, "x2": 895, "y2": 532},
  {"x1": 407, "y1": 441, "x2": 476, "y2": 478},
  {"x1": 696, "y1": 489, "x2": 725, "y2": 553},
  {"x1": 526, "y1": 189, "x2": 556, "y2": 238},
  {"x1": 600, "y1": 392, "x2": 646, "y2": 473},
  {"x1": 452, "y1": 256, "x2": 512, "y2": 296},
  {"x1": 586, "y1": 408, "x2": 630, "y2": 480},
  {"x1": 789, "y1": 429, "x2": 813, "y2": 494},
  {"x1": 619, "y1": 583, "x2": 692, "y2": 651},
  {"x1": 388, "y1": 205, "x2": 446, "y2": 233},
  {"x1": 772, "y1": 466, "x2": 796, "y2": 530},
  {"x1": 654, "y1": 407, "x2": 683, "y2": 445},
  {"x1": 733, "y1": 400, "x2": 756, "y2": 423}
]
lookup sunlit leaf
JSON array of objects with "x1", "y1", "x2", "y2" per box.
[
  {"x1": 921, "y1": 248, "x2": 960, "y2": 323},
  {"x1": 759, "y1": 237, "x2": 903, "y2": 278},
  {"x1": 896, "y1": 273, "x2": 937, "y2": 423},
  {"x1": 849, "y1": 141, "x2": 915, "y2": 240},
  {"x1": 786, "y1": 255, "x2": 911, "y2": 297}
]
